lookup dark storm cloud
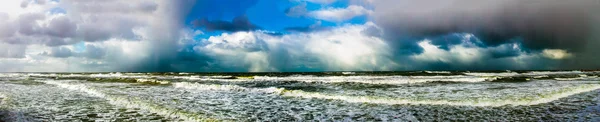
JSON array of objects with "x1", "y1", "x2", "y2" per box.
[
  {"x1": 373, "y1": 0, "x2": 600, "y2": 52},
  {"x1": 555, "y1": 26, "x2": 600, "y2": 70},
  {"x1": 487, "y1": 45, "x2": 523, "y2": 59},
  {"x1": 425, "y1": 33, "x2": 472, "y2": 51},
  {"x1": 192, "y1": 15, "x2": 260, "y2": 32},
  {"x1": 125, "y1": 0, "x2": 205, "y2": 72}
]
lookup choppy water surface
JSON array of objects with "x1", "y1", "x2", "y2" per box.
[{"x1": 1, "y1": 71, "x2": 600, "y2": 121}]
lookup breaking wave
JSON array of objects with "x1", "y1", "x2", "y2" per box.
[
  {"x1": 172, "y1": 82, "x2": 600, "y2": 107},
  {"x1": 251, "y1": 75, "x2": 495, "y2": 85},
  {"x1": 173, "y1": 82, "x2": 284, "y2": 94},
  {"x1": 464, "y1": 72, "x2": 521, "y2": 77},
  {"x1": 20, "y1": 71, "x2": 600, "y2": 86},
  {"x1": 40, "y1": 80, "x2": 218, "y2": 121},
  {"x1": 523, "y1": 71, "x2": 585, "y2": 76},
  {"x1": 279, "y1": 84, "x2": 600, "y2": 107}
]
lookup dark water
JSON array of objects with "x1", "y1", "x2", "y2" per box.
[{"x1": 1, "y1": 71, "x2": 600, "y2": 121}]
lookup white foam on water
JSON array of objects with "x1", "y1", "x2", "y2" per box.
[
  {"x1": 252, "y1": 75, "x2": 495, "y2": 85},
  {"x1": 26, "y1": 73, "x2": 57, "y2": 77},
  {"x1": 87, "y1": 73, "x2": 153, "y2": 79},
  {"x1": 40, "y1": 80, "x2": 217, "y2": 121},
  {"x1": 342, "y1": 72, "x2": 356, "y2": 75},
  {"x1": 279, "y1": 84, "x2": 600, "y2": 107},
  {"x1": 173, "y1": 75, "x2": 235, "y2": 80},
  {"x1": 424, "y1": 71, "x2": 452, "y2": 74},
  {"x1": 27, "y1": 73, "x2": 151, "y2": 79},
  {"x1": 153, "y1": 82, "x2": 422, "y2": 121},
  {"x1": 24, "y1": 71, "x2": 596, "y2": 86},
  {"x1": 0, "y1": 73, "x2": 23, "y2": 78},
  {"x1": 523, "y1": 71, "x2": 584, "y2": 76},
  {"x1": 173, "y1": 82, "x2": 600, "y2": 107},
  {"x1": 0, "y1": 93, "x2": 6, "y2": 105},
  {"x1": 0, "y1": 92, "x2": 32, "y2": 122},
  {"x1": 89, "y1": 73, "x2": 124, "y2": 78},
  {"x1": 173, "y1": 82, "x2": 284, "y2": 94},
  {"x1": 555, "y1": 76, "x2": 599, "y2": 81},
  {"x1": 135, "y1": 79, "x2": 170, "y2": 84},
  {"x1": 463, "y1": 71, "x2": 595, "y2": 78},
  {"x1": 464, "y1": 72, "x2": 521, "y2": 77}
]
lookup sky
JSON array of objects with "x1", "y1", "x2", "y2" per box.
[{"x1": 0, "y1": 0, "x2": 599, "y2": 72}]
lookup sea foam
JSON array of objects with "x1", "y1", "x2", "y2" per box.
[
  {"x1": 41, "y1": 80, "x2": 218, "y2": 121},
  {"x1": 279, "y1": 84, "x2": 600, "y2": 107},
  {"x1": 252, "y1": 75, "x2": 495, "y2": 85},
  {"x1": 173, "y1": 82, "x2": 600, "y2": 107}
]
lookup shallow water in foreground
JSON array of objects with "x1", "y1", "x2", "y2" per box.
[{"x1": 1, "y1": 71, "x2": 600, "y2": 121}]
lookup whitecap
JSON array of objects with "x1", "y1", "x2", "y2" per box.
[
  {"x1": 41, "y1": 80, "x2": 217, "y2": 121},
  {"x1": 279, "y1": 84, "x2": 600, "y2": 107}
]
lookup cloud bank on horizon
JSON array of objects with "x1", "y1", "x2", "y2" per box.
[{"x1": 0, "y1": 0, "x2": 599, "y2": 72}]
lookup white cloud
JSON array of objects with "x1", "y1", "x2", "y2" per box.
[
  {"x1": 0, "y1": 0, "x2": 192, "y2": 72},
  {"x1": 309, "y1": 5, "x2": 372, "y2": 22},
  {"x1": 542, "y1": 49, "x2": 573, "y2": 60},
  {"x1": 412, "y1": 39, "x2": 484, "y2": 64},
  {"x1": 0, "y1": 0, "x2": 174, "y2": 46},
  {"x1": 196, "y1": 22, "x2": 397, "y2": 72},
  {"x1": 408, "y1": 35, "x2": 567, "y2": 70}
]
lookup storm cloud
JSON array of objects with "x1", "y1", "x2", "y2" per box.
[
  {"x1": 373, "y1": 0, "x2": 600, "y2": 52},
  {"x1": 1, "y1": 0, "x2": 599, "y2": 72}
]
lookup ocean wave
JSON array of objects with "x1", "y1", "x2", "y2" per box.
[
  {"x1": 279, "y1": 84, "x2": 600, "y2": 107},
  {"x1": 173, "y1": 82, "x2": 284, "y2": 94},
  {"x1": 522, "y1": 71, "x2": 584, "y2": 76},
  {"x1": 135, "y1": 79, "x2": 171, "y2": 85},
  {"x1": 424, "y1": 71, "x2": 452, "y2": 74},
  {"x1": 16, "y1": 71, "x2": 600, "y2": 86},
  {"x1": 173, "y1": 81, "x2": 600, "y2": 107},
  {"x1": 40, "y1": 80, "x2": 218, "y2": 121},
  {"x1": 464, "y1": 72, "x2": 521, "y2": 77},
  {"x1": 252, "y1": 75, "x2": 495, "y2": 84},
  {"x1": 554, "y1": 75, "x2": 599, "y2": 81},
  {"x1": 136, "y1": 82, "x2": 420, "y2": 121},
  {"x1": 0, "y1": 73, "x2": 23, "y2": 78}
]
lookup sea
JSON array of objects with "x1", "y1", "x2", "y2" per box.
[{"x1": 1, "y1": 70, "x2": 600, "y2": 121}]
